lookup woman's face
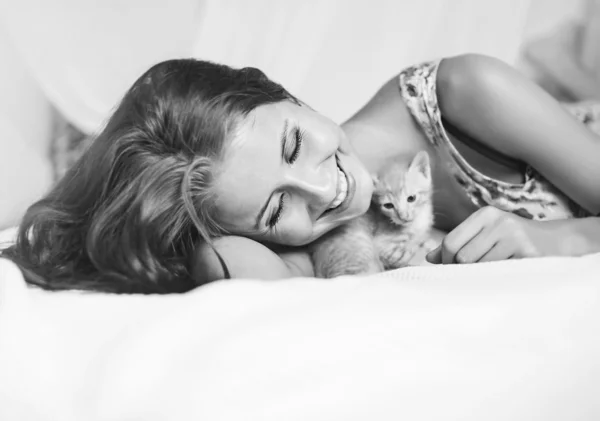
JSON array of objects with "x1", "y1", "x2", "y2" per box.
[{"x1": 213, "y1": 101, "x2": 373, "y2": 246}]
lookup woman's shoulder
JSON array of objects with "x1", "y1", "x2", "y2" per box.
[
  {"x1": 191, "y1": 236, "x2": 313, "y2": 283},
  {"x1": 399, "y1": 54, "x2": 509, "y2": 111},
  {"x1": 343, "y1": 56, "x2": 455, "y2": 137},
  {"x1": 381, "y1": 54, "x2": 511, "y2": 149},
  {"x1": 346, "y1": 54, "x2": 502, "y2": 128}
]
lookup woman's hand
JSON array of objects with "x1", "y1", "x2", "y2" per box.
[{"x1": 426, "y1": 206, "x2": 558, "y2": 264}]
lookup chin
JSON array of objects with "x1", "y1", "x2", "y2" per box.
[
  {"x1": 337, "y1": 137, "x2": 373, "y2": 211},
  {"x1": 347, "y1": 161, "x2": 373, "y2": 218}
]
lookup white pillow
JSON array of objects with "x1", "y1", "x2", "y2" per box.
[
  {"x1": 0, "y1": 117, "x2": 53, "y2": 231},
  {"x1": 0, "y1": 226, "x2": 17, "y2": 248},
  {"x1": 0, "y1": 26, "x2": 53, "y2": 230}
]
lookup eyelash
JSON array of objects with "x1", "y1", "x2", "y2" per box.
[
  {"x1": 268, "y1": 127, "x2": 304, "y2": 229},
  {"x1": 268, "y1": 193, "x2": 286, "y2": 228},
  {"x1": 289, "y1": 127, "x2": 304, "y2": 164}
]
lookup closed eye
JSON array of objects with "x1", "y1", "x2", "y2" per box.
[
  {"x1": 268, "y1": 123, "x2": 304, "y2": 231},
  {"x1": 288, "y1": 126, "x2": 304, "y2": 164},
  {"x1": 268, "y1": 193, "x2": 286, "y2": 228}
]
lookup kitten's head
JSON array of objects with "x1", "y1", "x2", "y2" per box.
[{"x1": 372, "y1": 151, "x2": 432, "y2": 226}]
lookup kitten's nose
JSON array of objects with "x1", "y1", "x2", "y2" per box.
[
  {"x1": 396, "y1": 211, "x2": 412, "y2": 223},
  {"x1": 395, "y1": 209, "x2": 408, "y2": 222}
]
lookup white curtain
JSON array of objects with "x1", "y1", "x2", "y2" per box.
[{"x1": 1, "y1": 0, "x2": 532, "y2": 134}]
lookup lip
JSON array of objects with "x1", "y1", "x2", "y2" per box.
[{"x1": 321, "y1": 153, "x2": 355, "y2": 219}]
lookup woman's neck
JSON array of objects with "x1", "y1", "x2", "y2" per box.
[
  {"x1": 342, "y1": 113, "x2": 426, "y2": 175},
  {"x1": 340, "y1": 73, "x2": 430, "y2": 175}
]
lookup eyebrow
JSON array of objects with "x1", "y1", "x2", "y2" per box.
[{"x1": 254, "y1": 119, "x2": 288, "y2": 229}]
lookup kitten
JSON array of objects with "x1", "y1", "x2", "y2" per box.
[
  {"x1": 369, "y1": 150, "x2": 435, "y2": 270},
  {"x1": 310, "y1": 151, "x2": 435, "y2": 278},
  {"x1": 311, "y1": 216, "x2": 384, "y2": 278}
]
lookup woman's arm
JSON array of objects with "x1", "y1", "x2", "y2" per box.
[
  {"x1": 426, "y1": 206, "x2": 600, "y2": 264},
  {"x1": 437, "y1": 53, "x2": 600, "y2": 214},
  {"x1": 426, "y1": 54, "x2": 600, "y2": 262},
  {"x1": 191, "y1": 236, "x2": 314, "y2": 283}
]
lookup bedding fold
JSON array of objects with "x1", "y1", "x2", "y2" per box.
[{"x1": 0, "y1": 253, "x2": 599, "y2": 421}]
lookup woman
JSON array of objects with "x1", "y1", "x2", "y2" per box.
[{"x1": 2, "y1": 54, "x2": 600, "y2": 293}]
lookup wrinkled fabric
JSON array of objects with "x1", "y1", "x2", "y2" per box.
[
  {"x1": 1, "y1": 253, "x2": 599, "y2": 420},
  {"x1": 0, "y1": 0, "x2": 532, "y2": 133}
]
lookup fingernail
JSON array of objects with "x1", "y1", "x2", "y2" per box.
[{"x1": 425, "y1": 246, "x2": 441, "y2": 264}]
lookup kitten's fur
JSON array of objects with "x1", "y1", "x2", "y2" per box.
[{"x1": 311, "y1": 151, "x2": 435, "y2": 278}]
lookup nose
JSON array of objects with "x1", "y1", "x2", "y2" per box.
[{"x1": 285, "y1": 159, "x2": 337, "y2": 216}]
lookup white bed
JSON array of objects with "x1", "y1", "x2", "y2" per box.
[
  {"x1": 1, "y1": 1, "x2": 598, "y2": 418},
  {"x1": 1, "y1": 225, "x2": 599, "y2": 420}
]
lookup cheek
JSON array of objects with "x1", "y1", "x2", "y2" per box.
[
  {"x1": 269, "y1": 211, "x2": 316, "y2": 246},
  {"x1": 346, "y1": 162, "x2": 374, "y2": 213},
  {"x1": 280, "y1": 227, "x2": 314, "y2": 246}
]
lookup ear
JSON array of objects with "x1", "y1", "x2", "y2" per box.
[{"x1": 409, "y1": 151, "x2": 431, "y2": 180}]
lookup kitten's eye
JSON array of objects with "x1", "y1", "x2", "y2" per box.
[
  {"x1": 407, "y1": 195, "x2": 416, "y2": 203},
  {"x1": 383, "y1": 203, "x2": 394, "y2": 209}
]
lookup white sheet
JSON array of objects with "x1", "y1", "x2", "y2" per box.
[{"x1": 1, "y1": 252, "x2": 599, "y2": 420}]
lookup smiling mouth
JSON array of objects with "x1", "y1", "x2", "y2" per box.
[
  {"x1": 321, "y1": 154, "x2": 355, "y2": 219},
  {"x1": 327, "y1": 161, "x2": 348, "y2": 210}
]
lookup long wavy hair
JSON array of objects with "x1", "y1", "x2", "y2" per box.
[{"x1": 0, "y1": 59, "x2": 298, "y2": 293}]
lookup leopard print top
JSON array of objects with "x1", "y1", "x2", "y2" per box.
[{"x1": 398, "y1": 59, "x2": 596, "y2": 221}]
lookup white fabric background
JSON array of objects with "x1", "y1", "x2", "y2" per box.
[{"x1": 1, "y1": 0, "x2": 533, "y2": 134}]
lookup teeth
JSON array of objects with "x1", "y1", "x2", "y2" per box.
[{"x1": 328, "y1": 165, "x2": 348, "y2": 210}]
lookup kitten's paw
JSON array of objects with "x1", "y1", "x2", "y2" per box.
[
  {"x1": 383, "y1": 254, "x2": 411, "y2": 270},
  {"x1": 421, "y1": 238, "x2": 439, "y2": 253},
  {"x1": 405, "y1": 240, "x2": 439, "y2": 266}
]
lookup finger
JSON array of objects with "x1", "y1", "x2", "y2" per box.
[
  {"x1": 454, "y1": 226, "x2": 498, "y2": 264},
  {"x1": 441, "y1": 223, "x2": 483, "y2": 265},
  {"x1": 441, "y1": 207, "x2": 501, "y2": 264},
  {"x1": 426, "y1": 246, "x2": 442, "y2": 264},
  {"x1": 477, "y1": 240, "x2": 515, "y2": 262}
]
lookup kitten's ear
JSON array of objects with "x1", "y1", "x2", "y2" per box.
[{"x1": 409, "y1": 151, "x2": 431, "y2": 180}]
